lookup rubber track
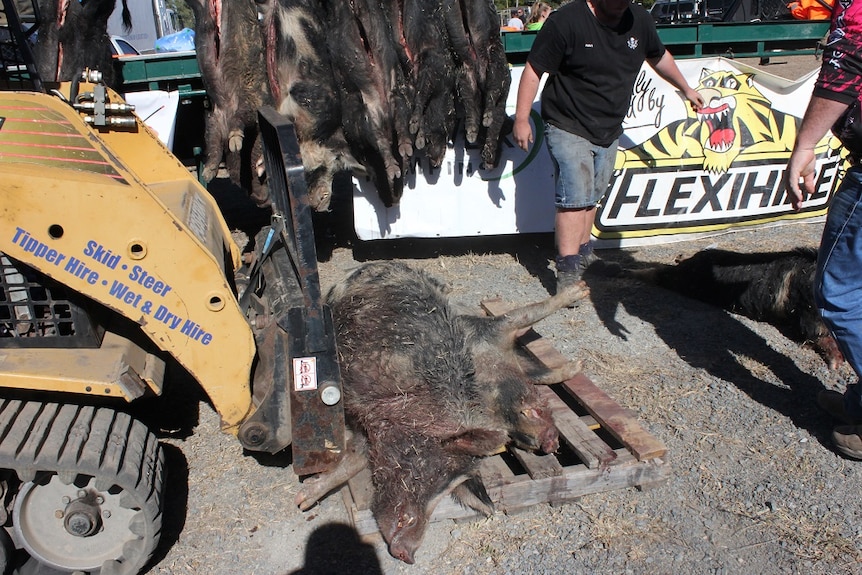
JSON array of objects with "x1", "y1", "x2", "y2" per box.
[{"x1": 0, "y1": 400, "x2": 165, "y2": 575}]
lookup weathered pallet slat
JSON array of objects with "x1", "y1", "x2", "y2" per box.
[
  {"x1": 536, "y1": 385, "x2": 614, "y2": 469},
  {"x1": 561, "y1": 374, "x2": 667, "y2": 461},
  {"x1": 340, "y1": 297, "x2": 670, "y2": 537}
]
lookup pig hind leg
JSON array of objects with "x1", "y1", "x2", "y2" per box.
[
  {"x1": 495, "y1": 282, "x2": 590, "y2": 333},
  {"x1": 295, "y1": 432, "x2": 368, "y2": 511}
]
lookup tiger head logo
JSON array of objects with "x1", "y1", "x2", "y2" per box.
[
  {"x1": 689, "y1": 69, "x2": 778, "y2": 173},
  {"x1": 619, "y1": 68, "x2": 797, "y2": 175}
]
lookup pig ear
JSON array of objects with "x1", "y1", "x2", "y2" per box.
[{"x1": 442, "y1": 429, "x2": 508, "y2": 456}]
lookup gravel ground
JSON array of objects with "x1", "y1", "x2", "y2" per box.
[{"x1": 139, "y1": 55, "x2": 862, "y2": 575}]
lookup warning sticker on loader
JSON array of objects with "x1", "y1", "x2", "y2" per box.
[{"x1": 293, "y1": 357, "x2": 318, "y2": 391}]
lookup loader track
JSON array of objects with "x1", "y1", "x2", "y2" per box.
[{"x1": 0, "y1": 400, "x2": 164, "y2": 575}]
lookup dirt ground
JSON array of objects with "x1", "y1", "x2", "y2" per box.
[{"x1": 138, "y1": 54, "x2": 862, "y2": 575}]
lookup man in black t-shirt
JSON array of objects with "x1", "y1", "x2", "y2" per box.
[{"x1": 513, "y1": 0, "x2": 703, "y2": 294}]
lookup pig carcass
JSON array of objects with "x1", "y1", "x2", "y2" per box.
[
  {"x1": 296, "y1": 261, "x2": 587, "y2": 563},
  {"x1": 263, "y1": 0, "x2": 361, "y2": 211},
  {"x1": 33, "y1": 0, "x2": 130, "y2": 89},
  {"x1": 443, "y1": 0, "x2": 512, "y2": 169},
  {"x1": 401, "y1": 0, "x2": 458, "y2": 169},
  {"x1": 259, "y1": 0, "x2": 512, "y2": 210},
  {"x1": 186, "y1": 0, "x2": 273, "y2": 206},
  {"x1": 626, "y1": 247, "x2": 844, "y2": 369},
  {"x1": 323, "y1": 0, "x2": 413, "y2": 207}
]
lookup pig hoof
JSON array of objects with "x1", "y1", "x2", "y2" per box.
[
  {"x1": 201, "y1": 165, "x2": 218, "y2": 183},
  {"x1": 386, "y1": 162, "x2": 401, "y2": 181},
  {"x1": 228, "y1": 131, "x2": 244, "y2": 153},
  {"x1": 465, "y1": 124, "x2": 479, "y2": 144},
  {"x1": 294, "y1": 492, "x2": 315, "y2": 511},
  {"x1": 558, "y1": 282, "x2": 590, "y2": 305},
  {"x1": 310, "y1": 190, "x2": 332, "y2": 212},
  {"x1": 563, "y1": 359, "x2": 583, "y2": 380},
  {"x1": 399, "y1": 141, "x2": 413, "y2": 159},
  {"x1": 295, "y1": 485, "x2": 325, "y2": 511}
]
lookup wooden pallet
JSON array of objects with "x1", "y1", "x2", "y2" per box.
[{"x1": 341, "y1": 298, "x2": 670, "y2": 536}]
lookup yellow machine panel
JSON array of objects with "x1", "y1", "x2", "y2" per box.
[{"x1": 0, "y1": 88, "x2": 255, "y2": 431}]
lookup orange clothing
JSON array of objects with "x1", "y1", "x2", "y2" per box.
[{"x1": 787, "y1": 0, "x2": 835, "y2": 20}]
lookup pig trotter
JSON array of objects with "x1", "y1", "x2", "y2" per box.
[
  {"x1": 295, "y1": 434, "x2": 368, "y2": 511},
  {"x1": 528, "y1": 359, "x2": 583, "y2": 385},
  {"x1": 450, "y1": 476, "x2": 494, "y2": 516},
  {"x1": 228, "y1": 129, "x2": 244, "y2": 153}
]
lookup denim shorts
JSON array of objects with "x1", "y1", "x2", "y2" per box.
[{"x1": 544, "y1": 124, "x2": 618, "y2": 209}]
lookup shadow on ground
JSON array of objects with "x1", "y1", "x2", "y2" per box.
[
  {"x1": 583, "y1": 249, "x2": 833, "y2": 446},
  {"x1": 286, "y1": 523, "x2": 383, "y2": 575}
]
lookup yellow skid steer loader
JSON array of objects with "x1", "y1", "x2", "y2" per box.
[{"x1": 0, "y1": 1, "x2": 345, "y2": 572}]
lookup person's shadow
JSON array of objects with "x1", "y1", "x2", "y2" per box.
[
  {"x1": 287, "y1": 523, "x2": 383, "y2": 575},
  {"x1": 584, "y1": 250, "x2": 832, "y2": 444}
]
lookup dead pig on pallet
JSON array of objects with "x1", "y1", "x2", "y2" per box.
[{"x1": 296, "y1": 261, "x2": 588, "y2": 563}]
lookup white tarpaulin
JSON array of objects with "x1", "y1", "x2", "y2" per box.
[{"x1": 354, "y1": 57, "x2": 843, "y2": 246}]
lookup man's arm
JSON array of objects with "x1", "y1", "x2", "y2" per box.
[
  {"x1": 648, "y1": 50, "x2": 704, "y2": 110},
  {"x1": 513, "y1": 61, "x2": 543, "y2": 151},
  {"x1": 784, "y1": 95, "x2": 850, "y2": 210}
]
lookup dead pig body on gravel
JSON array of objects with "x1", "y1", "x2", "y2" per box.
[
  {"x1": 622, "y1": 247, "x2": 845, "y2": 370},
  {"x1": 295, "y1": 261, "x2": 587, "y2": 563}
]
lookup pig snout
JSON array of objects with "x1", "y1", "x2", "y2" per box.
[
  {"x1": 541, "y1": 427, "x2": 560, "y2": 454},
  {"x1": 817, "y1": 334, "x2": 846, "y2": 370},
  {"x1": 389, "y1": 535, "x2": 418, "y2": 565},
  {"x1": 379, "y1": 509, "x2": 425, "y2": 564},
  {"x1": 512, "y1": 407, "x2": 559, "y2": 454}
]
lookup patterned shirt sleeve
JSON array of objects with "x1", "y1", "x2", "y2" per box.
[{"x1": 814, "y1": 0, "x2": 862, "y2": 104}]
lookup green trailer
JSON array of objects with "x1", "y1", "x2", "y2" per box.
[
  {"x1": 116, "y1": 51, "x2": 207, "y2": 168},
  {"x1": 502, "y1": 19, "x2": 831, "y2": 63}
]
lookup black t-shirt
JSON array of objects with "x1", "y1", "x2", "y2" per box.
[{"x1": 528, "y1": 0, "x2": 665, "y2": 146}]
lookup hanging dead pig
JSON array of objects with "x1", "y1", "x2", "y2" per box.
[
  {"x1": 625, "y1": 247, "x2": 844, "y2": 370},
  {"x1": 444, "y1": 0, "x2": 512, "y2": 169},
  {"x1": 186, "y1": 0, "x2": 272, "y2": 206},
  {"x1": 321, "y1": 0, "x2": 414, "y2": 207},
  {"x1": 401, "y1": 0, "x2": 458, "y2": 169},
  {"x1": 33, "y1": 0, "x2": 130, "y2": 88},
  {"x1": 262, "y1": 0, "x2": 361, "y2": 211},
  {"x1": 295, "y1": 261, "x2": 587, "y2": 563},
  {"x1": 261, "y1": 0, "x2": 513, "y2": 210}
]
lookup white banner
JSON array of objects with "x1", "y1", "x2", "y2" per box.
[{"x1": 354, "y1": 58, "x2": 845, "y2": 246}]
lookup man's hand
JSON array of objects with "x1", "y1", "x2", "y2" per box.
[
  {"x1": 513, "y1": 62, "x2": 542, "y2": 152},
  {"x1": 784, "y1": 147, "x2": 817, "y2": 211},
  {"x1": 513, "y1": 117, "x2": 534, "y2": 151},
  {"x1": 782, "y1": 95, "x2": 850, "y2": 210},
  {"x1": 683, "y1": 87, "x2": 705, "y2": 111}
]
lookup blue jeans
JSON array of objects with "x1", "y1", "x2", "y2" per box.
[
  {"x1": 544, "y1": 124, "x2": 618, "y2": 209},
  {"x1": 816, "y1": 165, "x2": 862, "y2": 419}
]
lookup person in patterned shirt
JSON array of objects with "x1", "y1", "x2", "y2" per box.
[{"x1": 785, "y1": 0, "x2": 862, "y2": 458}]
